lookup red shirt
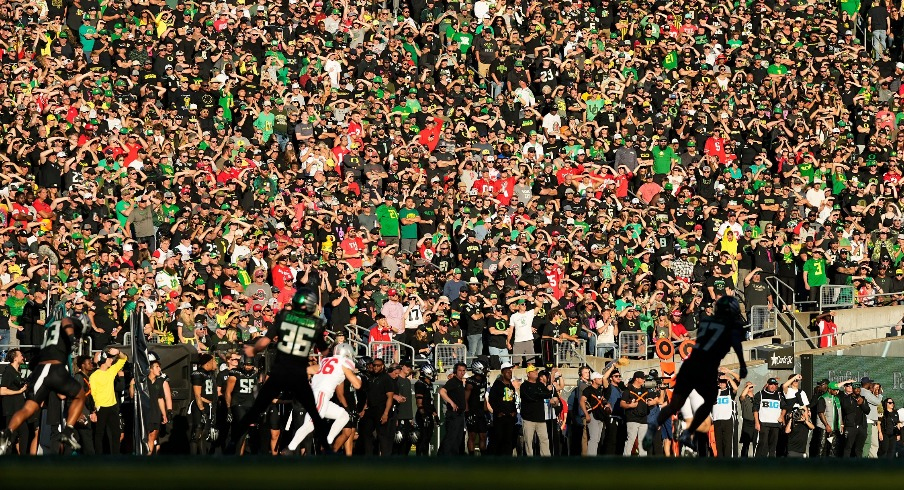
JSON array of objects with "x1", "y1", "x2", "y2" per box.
[{"x1": 339, "y1": 237, "x2": 365, "y2": 269}]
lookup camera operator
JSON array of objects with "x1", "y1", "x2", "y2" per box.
[
  {"x1": 784, "y1": 405, "x2": 814, "y2": 457},
  {"x1": 839, "y1": 380, "x2": 870, "y2": 457}
]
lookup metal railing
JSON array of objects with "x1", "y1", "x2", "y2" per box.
[
  {"x1": 434, "y1": 343, "x2": 467, "y2": 371},
  {"x1": 748, "y1": 305, "x2": 776, "y2": 336},
  {"x1": 618, "y1": 331, "x2": 647, "y2": 358},
  {"x1": 818, "y1": 285, "x2": 855, "y2": 310},
  {"x1": 368, "y1": 341, "x2": 401, "y2": 364},
  {"x1": 556, "y1": 339, "x2": 586, "y2": 367}
]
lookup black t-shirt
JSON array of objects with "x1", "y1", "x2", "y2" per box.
[
  {"x1": 0, "y1": 363, "x2": 26, "y2": 415},
  {"x1": 366, "y1": 371, "x2": 395, "y2": 417},
  {"x1": 442, "y1": 376, "x2": 466, "y2": 412},
  {"x1": 621, "y1": 387, "x2": 650, "y2": 423},
  {"x1": 582, "y1": 384, "x2": 609, "y2": 420},
  {"x1": 488, "y1": 377, "x2": 517, "y2": 415},
  {"x1": 787, "y1": 419, "x2": 811, "y2": 453}
]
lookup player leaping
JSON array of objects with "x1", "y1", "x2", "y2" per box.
[
  {"x1": 0, "y1": 318, "x2": 88, "y2": 455},
  {"x1": 643, "y1": 295, "x2": 747, "y2": 452},
  {"x1": 232, "y1": 286, "x2": 333, "y2": 454}
]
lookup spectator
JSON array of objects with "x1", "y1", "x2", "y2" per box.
[
  {"x1": 89, "y1": 347, "x2": 128, "y2": 454},
  {"x1": 520, "y1": 365, "x2": 552, "y2": 457}
]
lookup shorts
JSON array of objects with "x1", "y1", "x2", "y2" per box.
[
  {"x1": 266, "y1": 403, "x2": 286, "y2": 429},
  {"x1": 466, "y1": 411, "x2": 488, "y2": 433},
  {"x1": 25, "y1": 363, "x2": 81, "y2": 404},
  {"x1": 345, "y1": 406, "x2": 358, "y2": 429}
]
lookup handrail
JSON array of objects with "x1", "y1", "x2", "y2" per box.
[{"x1": 787, "y1": 321, "x2": 900, "y2": 347}]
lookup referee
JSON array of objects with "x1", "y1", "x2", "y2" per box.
[{"x1": 89, "y1": 347, "x2": 128, "y2": 454}]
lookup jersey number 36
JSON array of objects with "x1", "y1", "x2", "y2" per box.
[{"x1": 278, "y1": 322, "x2": 316, "y2": 357}]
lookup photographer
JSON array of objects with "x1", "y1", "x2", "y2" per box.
[
  {"x1": 784, "y1": 405, "x2": 814, "y2": 457},
  {"x1": 839, "y1": 380, "x2": 870, "y2": 458}
]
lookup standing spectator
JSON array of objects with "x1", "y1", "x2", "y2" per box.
[
  {"x1": 812, "y1": 382, "x2": 843, "y2": 458},
  {"x1": 488, "y1": 362, "x2": 518, "y2": 456},
  {"x1": 869, "y1": 2, "x2": 891, "y2": 60},
  {"x1": 89, "y1": 347, "x2": 128, "y2": 454},
  {"x1": 737, "y1": 381, "x2": 757, "y2": 457},
  {"x1": 859, "y1": 376, "x2": 882, "y2": 457},
  {"x1": 520, "y1": 365, "x2": 553, "y2": 457},
  {"x1": 621, "y1": 371, "x2": 652, "y2": 456},
  {"x1": 568, "y1": 366, "x2": 592, "y2": 456},
  {"x1": 753, "y1": 378, "x2": 783, "y2": 457},
  {"x1": 0, "y1": 349, "x2": 28, "y2": 455},
  {"x1": 840, "y1": 381, "x2": 870, "y2": 457},
  {"x1": 438, "y1": 362, "x2": 466, "y2": 455},
  {"x1": 712, "y1": 368, "x2": 739, "y2": 457},
  {"x1": 375, "y1": 197, "x2": 400, "y2": 247},
  {"x1": 580, "y1": 371, "x2": 609, "y2": 457},
  {"x1": 878, "y1": 397, "x2": 900, "y2": 458},
  {"x1": 509, "y1": 299, "x2": 537, "y2": 366}
]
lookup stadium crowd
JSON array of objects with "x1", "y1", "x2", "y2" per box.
[{"x1": 0, "y1": 0, "x2": 904, "y2": 458}]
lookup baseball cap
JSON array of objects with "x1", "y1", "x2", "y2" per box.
[
  {"x1": 500, "y1": 362, "x2": 514, "y2": 370},
  {"x1": 590, "y1": 372, "x2": 604, "y2": 381},
  {"x1": 860, "y1": 376, "x2": 874, "y2": 384},
  {"x1": 767, "y1": 378, "x2": 779, "y2": 384},
  {"x1": 525, "y1": 365, "x2": 538, "y2": 373},
  {"x1": 252, "y1": 304, "x2": 263, "y2": 312},
  {"x1": 632, "y1": 371, "x2": 645, "y2": 380},
  {"x1": 828, "y1": 382, "x2": 841, "y2": 390}
]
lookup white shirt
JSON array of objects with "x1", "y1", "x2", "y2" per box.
[{"x1": 510, "y1": 309, "x2": 536, "y2": 343}]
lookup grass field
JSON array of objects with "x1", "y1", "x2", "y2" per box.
[{"x1": 1, "y1": 457, "x2": 903, "y2": 489}]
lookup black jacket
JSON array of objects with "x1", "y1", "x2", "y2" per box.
[
  {"x1": 520, "y1": 379, "x2": 552, "y2": 423},
  {"x1": 839, "y1": 392, "x2": 870, "y2": 428}
]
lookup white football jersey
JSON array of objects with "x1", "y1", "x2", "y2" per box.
[{"x1": 310, "y1": 355, "x2": 355, "y2": 399}]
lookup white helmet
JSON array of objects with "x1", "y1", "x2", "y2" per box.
[{"x1": 334, "y1": 343, "x2": 356, "y2": 361}]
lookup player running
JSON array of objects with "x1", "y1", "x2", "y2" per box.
[
  {"x1": 286, "y1": 343, "x2": 362, "y2": 453},
  {"x1": 643, "y1": 295, "x2": 747, "y2": 452},
  {"x1": 232, "y1": 286, "x2": 332, "y2": 453},
  {"x1": 0, "y1": 318, "x2": 89, "y2": 455}
]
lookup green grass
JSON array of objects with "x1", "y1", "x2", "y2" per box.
[{"x1": 2, "y1": 457, "x2": 902, "y2": 488}]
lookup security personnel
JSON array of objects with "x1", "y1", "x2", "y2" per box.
[
  {"x1": 753, "y1": 378, "x2": 783, "y2": 457},
  {"x1": 812, "y1": 382, "x2": 842, "y2": 457},
  {"x1": 711, "y1": 370, "x2": 739, "y2": 457},
  {"x1": 839, "y1": 382, "x2": 870, "y2": 457}
]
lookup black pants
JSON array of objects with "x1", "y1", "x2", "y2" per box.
[
  {"x1": 879, "y1": 432, "x2": 897, "y2": 458},
  {"x1": 7, "y1": 419, "x2": 33, "y2": 455},
  {"x1": 755, "y1": 425, "x2": 780, "y2": 457},
  {"x1": 232, "y1": 366, "x2": 323, "y2": 450},
  {"x1": 415, "y1": 415, "x2": 435, "y2": 456},
  {"x1": 94, "y1": 406, "x2": 120, "y2": 455},
  {"x1": 739, "y1": 419, "x2": 756, "y2": 457},
  {"x1": 492, "y1": 414, "x2": 517, "y2": 456},
  {"x1": 439, "y1": 411, "x2": 465, "y2": 455},
  {"x1": 568, "y1": 422, "x2": 586, "y2": 456},
  {"x1": 76, "y1": 424, "x2": 95, "y2": 455},
  {"x1": 359, "y1": 414, "x2": 393, "y2": 456},
  {"x1": 843, "y1": 425, "x2": 867, "y2": 457},
  {"x1": 602, "y1": 417, "x2": 625, "y2": 455},
  {"x1": 713, "y1": 419, "x2": 734, "y2": 457},
  {"x1": 189, "y1": 403, "x2": 212, "y2": 455}
]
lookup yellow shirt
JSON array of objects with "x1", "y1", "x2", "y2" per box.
[{"x1": 89, "y1": 357, "x2": 126, "y2": 408}]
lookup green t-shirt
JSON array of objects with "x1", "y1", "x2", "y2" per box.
[
  {"x1": 375, "y1": 204, "x2": 400, "y2": 237},
  {"x1": 399, "y1": 207, "x2": 420, "y2": 239},
  {"x1": 803, "y1": 258, "x2": 828, "y2": 287},
  {"x1": 115, "y1": 200, "x2": 131, "y2": 227},
  {"x1": 651, "y1": 145, "x2": 676, "y2": 175},
  {"x1": 254, "y1": 112, "x2": 275, "y2": 142}
]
